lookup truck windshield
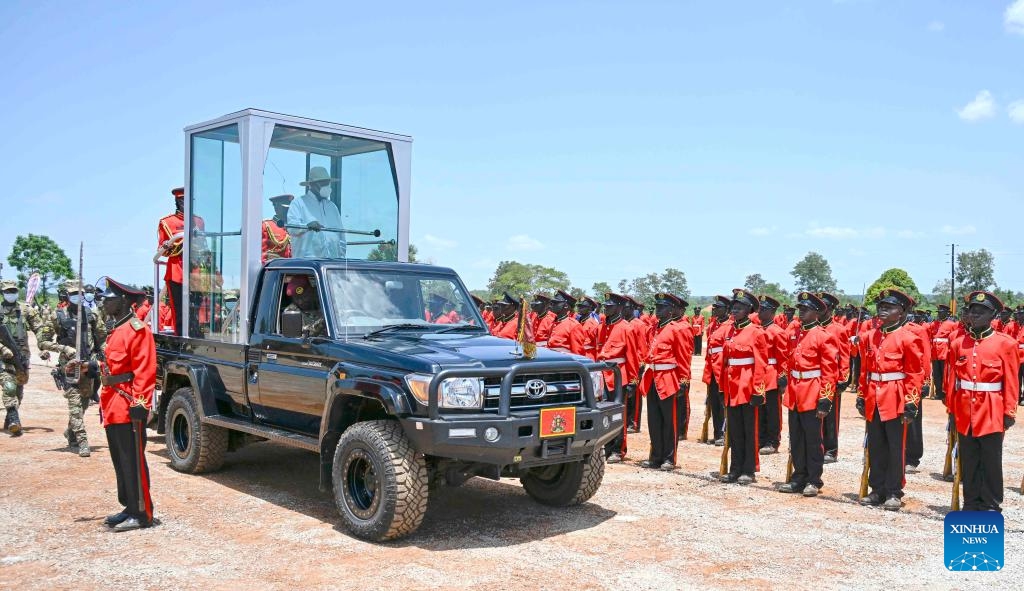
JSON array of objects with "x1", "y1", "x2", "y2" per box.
[{"x1": 323, "y1": 268, "x2": 485, "y2": 335}]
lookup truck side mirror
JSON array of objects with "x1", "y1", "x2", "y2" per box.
[{"x1": 281, "y1": 306, "x2": 304, "y2": 339}]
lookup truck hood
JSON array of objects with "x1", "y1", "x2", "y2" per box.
[{"x1": 348, "y1": 333, "x2": 592, "y2": 372}]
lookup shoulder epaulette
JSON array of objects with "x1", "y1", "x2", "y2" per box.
[{"x1": 129, "y1": 318, "x2": 145, "y2": 331}]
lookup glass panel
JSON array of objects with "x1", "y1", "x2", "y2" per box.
[
  {"x1": 189, "y1": 123, "x2": 242, "y2": 341},
  {"x1": 262, "y1": 125, "x2": 398, "y2": 262},
  {"x1": 325, "y1": 268, "x2": 484, "y2": 340}
]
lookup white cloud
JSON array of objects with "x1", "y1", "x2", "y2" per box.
[
  {"x1": 941, "y1": 224, "x2": 976, "y2": 235},
  {"x1": 957, "y1": 90, "x2": 996, "y2": 122},
  {"x1": 423, "y1": 233, "x2": 457, "y2": 249},
  {"x1": 1009, "y1": 100, "x2": 1024, "y2": 123},
  {"x1": 748, "y1": 226, "x2": 776, "y2": 236},
  {"x1": 864, "y1": 226, "x2": 887, "y2": 238},
  {"x1": 506, "y1": 234, "x2": 544, "y2": 251},
  {"x1": 1007, "y1": 0, "x2": 1024, "y2": 35},
  {"x1": 927, "y1": 20, "x2": 945, "y2": 32},
  {"x1": 896, "y1": 229, "x2": 926, "y2": 239},
  {"x1": 806, "y1": 225, "x2": 858, "y2": 239}
]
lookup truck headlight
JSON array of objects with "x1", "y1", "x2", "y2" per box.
[
  {"x1": 589, "y1": 370, "x2": 606, "y2": 401},
  {"x1": 439, "y1": 377, "x2": 484, "y2": 409},
  {"x1": 404, "y1": 374, "x2": 484, "y2": 409}
]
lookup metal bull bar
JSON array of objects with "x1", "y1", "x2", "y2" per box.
[{"x1": 426, "y1": 361, "x2": 622, "y2": 420}]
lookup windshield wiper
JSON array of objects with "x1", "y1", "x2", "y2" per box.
[
  {"x1": 363, "y1": 323, "x2": 432, "y2": 338},
  {"x1": 434, "y1": 324, "x2": 488, "y2": 334}
]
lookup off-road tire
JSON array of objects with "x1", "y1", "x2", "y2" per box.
[
  {"x1": 165, "y1": 387, "x2": 228, "y2": 473},
  {"x1": 521, "y1": 449, "x2": 605, "y2": 506},
  {"x1": 332, "y1": 420, "x2": 428, "y2": 541}
]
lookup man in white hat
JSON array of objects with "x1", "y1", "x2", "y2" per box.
[{"x1": 287, "y1": 166, "x2": 347, "y2": 258}]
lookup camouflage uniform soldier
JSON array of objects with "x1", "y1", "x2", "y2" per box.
[
  {"x1": 39, "y1": 280, "x2": 106, "y2": 456},
  {"x1": 1, "y1": 279, "x2": 48, "y2": 435}
]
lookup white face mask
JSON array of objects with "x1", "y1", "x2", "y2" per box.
[
  {"x1": 2, "y1": 293, "x2": 17, "y2": 304},
  {"x1": 68, "y1": 295, "x2": 82, "y2": 305},
  {"x1": 317, "y1": 185, "x2": 332, "y2": 199},
  {"x1": 84, "y1": 293, "x2": 95, "y2": 303}
]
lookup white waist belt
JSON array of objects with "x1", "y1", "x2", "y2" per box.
[
  {"x1": 709, "y1": 346, "x2": 723, "y2": 354},
  {"x1": 869, "y1": 372, "x2": 906, "y2": 382},
  {"x1": 791, "y1": 369, "x2": 821, "y2": 379},
  {"x1": 932, "y1": 338, "x2": 949, "y2": 343},
  {"x1": 727, "y1": 357, "x2": 755, "y2": 366},
  {"x1": 1018, "y1": 344, "x2": 1024, "y2": 349},
  {"x1": 651, "y1": 363, "x2": 677, "y2": 370},
  {"x1": 583, "y1": 345, "x2": 596, "y2": 350},
  {"x1": 604, "y1": 357, "x2": 626, "y2": 364},
  {"x1": 957, "y1": 380, "x2": 1002, "y2": 392},
  {"x1": 767, "y1": 358, "x2": 778, "y2": 365}
]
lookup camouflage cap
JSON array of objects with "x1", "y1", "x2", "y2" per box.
[
  {"x1": 0, "y1": 279, "x2": 18, "y2": 291},
  {"x1": 64, "y1": 279, "x2": 84, "y2": 294}
]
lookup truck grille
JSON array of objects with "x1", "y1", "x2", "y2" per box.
[{"x1": 483, "y1": 372, "x2": 584, "y2": 409}]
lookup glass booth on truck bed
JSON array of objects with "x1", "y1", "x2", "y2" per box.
[{"x1": 157, "y1": 109, "x2": 412, "y2": 343}]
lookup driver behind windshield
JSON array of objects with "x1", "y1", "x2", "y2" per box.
[{"x1": 283, "y1": 275, "x2": 326, "y2": 336}]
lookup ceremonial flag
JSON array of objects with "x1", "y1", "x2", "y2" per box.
[
  {"x1": 25, "y1": 273, "x2": 41, "y2": 303},
  {"x1": 517, "y1": 298, "x2": 536, "y2": 359}
]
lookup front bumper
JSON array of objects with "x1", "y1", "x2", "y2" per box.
[{"x1": 401, "y1": 401, "x2": 623, "y2": 467}]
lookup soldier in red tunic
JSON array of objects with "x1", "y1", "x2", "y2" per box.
[
  {"x1": 639, "y1": 293, "x2": 691, "y2": 470},
  {"x1": 945, "y1": 291, "x2": 1019, "y2": 511},
  {"x1": 719, "y1": 289, "x2": 769, "y2": 484},
  {"x1": 97, "y1": 278, "x2": 157, "y2": 531},
  {"x1": 546, "y1": 290, "x2": 585, "y2": 356},
  {"x1": 778, "y1": 292, "x2": 838, "y2": 496},
  {"x1": 157, "y1": 187, "x2": 205, "y2": 335},
  {"x1": 856, "y1": 288, "x2": 926, "y2": 511},
  {"x1": 702, "y1": 295, "x2": 733, "y2": 445},
  {"x1": 528, "y1": 294, "x2": 555, "y2": 347},
  {"x1": 490, "y1": 293, "x2": 520, "y2": 340},
  {"x1": 818, "y1": 292, "x2": 850, "y2": 463},
  {"x1": 756, "y1": 295, "x2": 789, "y2": 455},
  {"x1": 261, "y1": 194, "x2": 294, "y2": 264},
  {"x1": 690, "y1": 306, "x2": 705, "y2": 356},
  {"x1": 598, "y1": 293, "x2": 635, "y2": 463},
  {"x1": 576, "y1": 297, "x2": 601, "y2": 361}
]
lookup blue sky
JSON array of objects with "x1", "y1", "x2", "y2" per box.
[{"x1": 1, "y1": 1, "x2": 1022, "y2": 297}]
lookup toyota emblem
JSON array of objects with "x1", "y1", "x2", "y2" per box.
[{"x1": 524, "y1": 379, "x2": 547, "y2": 399}]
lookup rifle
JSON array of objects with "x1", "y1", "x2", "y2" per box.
[
  {"x1": 0, "y1": 323, "x2": 29, "y2": 384},
  {"x1": 950, "y1": 432, "x2": 961, "y2": 511},
  {"x1": 858, "y1": 426, "x2": 870, "y2": 498},
  {"x1": 51, "y1": 367, "x2": 69, "y2": 391},
  {"x1": 719, "y1": 424, "x2": 730, "y2": 476},
  {"x1": 942, "y1": 414, "x2": 955, "y2": 480},
  {"x1": 785, "y1": 453, "x2": 794, "y2": 482},
  {"x1": 70, "y1": 243, "x2": 84, "y2": 383},
  {"x1": 699, "y1": 395, "x2": 711, "y2": 443}
]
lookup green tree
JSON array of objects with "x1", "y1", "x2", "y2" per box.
[
  {"x1": 591, "y1": 281, "x2": 612, "y2": 299},
  {"x1": 7, "y1": 234, "x2": 73, "y2": 304},
  {"x1": 367, "y1": 242, "x2": 419, "y2": 263},
  {"x1": 931, "y1": 278, "x2": 961, "y2": 307},
  {"x1": 955, "y1": 249, "x2": 995, "y2": 293},
  {"x1": 744, "y1": 273, "x2": 791, "y2": 303},
  {"x1": 486, "y1": 261, "x2": 570, "y2": 299},
  {"x1": 790, "y1": 252, "x2": 838, "y2": 293},
  {"x1": 865, "y1": 268, "x2": 922, "y2": 307},
  {"x1": 617, "y1": 268, "x2": 690, "y2": 309}
]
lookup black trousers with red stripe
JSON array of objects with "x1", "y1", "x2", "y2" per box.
[
  {"x1": 867, "y1": 408, "x2": 907, "y2": 500},
  {"x1": 676, "y1": 384, "x2": 691, "y2": 440},
  {"x1": 647, "y1": 385, "x2": 678, "y2": 466},
  {"x1": 105, "y1": 422, "x2": 154, "y2": 522},
  {"x1": 726, "y1": 403, "x2": 759, "y2": 477},
  {"x1": 823, "y1": 386, "x2": 842, "y2": 456},
  {"x1": 757, "y1": 388, "x2": 782, "y2": 448},
  {"x1": 959, "y1": 429, "x2": 1004, "y2": 511},
  {"x1": 788, "y1": 409, "x2": 824, "y2": 488}
]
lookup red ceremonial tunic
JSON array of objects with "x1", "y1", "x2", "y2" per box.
[
  {"x1": 534, "y1": 312, "x2": 555, "y2": 345},
  {"x1": 689, "y1": 315, "x2": 705, "y2": 338},
  {"x1": 598, "y1": 318, "x2": 634, "y2": 390},
  {"x1": 930, "y1": 318, "x2": 957, "y2": 361},
  {"x1": 784, "y1": 323, "x2": 839, "y2": 412},
  {"x1": 819, "y1": 317, "x2": 851, "y2": 384},
  {"x1": 493, "y1": 316, "x2": 519, "y2": 340},
  {"x1": 857, "y1": 322, "x2": 926, "y2": 422},
  {"x1": 702, "y1": 318, "x2": 733, "y2": 385},
  {"x1": 158, "y1": 212, "x2": 204, "y2": 283},
  {"x1": 720, "y1": 319, "x2": 769, "y2": 407},
  {"x1": 547, "y1": 315, "x2": 585, "y2": 355},
  {"x1": 579, "y1": 315, "x2": 600, "y2": 360},
  {"x1": 261, "y1": 219, "x2": 292, "y2": 264},
  {"x1": 761, "y1": 321, "x2": 790, "y2": 387},
  {"x1": 99, "y1": 317, "x2": 157, "y2": 427},
  {"x1": 946, "y1": 328, "x2": 1019, "y2": 437},
  {"x1": 907, "y1": 322, "x2": 932, "y2": 367},
  {"x1": 135, "y1": 301, "x2": 151, "y2": 321},
  {"x1": 639, "y1": 319, "x2": 692, "y2": 399}
]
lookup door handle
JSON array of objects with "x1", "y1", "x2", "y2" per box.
[{"x1": 248, "y1": 365, "x2": 258, "y2": 384}]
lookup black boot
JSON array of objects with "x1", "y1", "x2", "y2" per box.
[{"x1": 6, "y1": 407, "x2": 21, "y2": 436}]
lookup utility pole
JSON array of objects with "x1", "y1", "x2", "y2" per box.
[{"x1": 949, "y1": 244, "x2": 957, "y2": 314}]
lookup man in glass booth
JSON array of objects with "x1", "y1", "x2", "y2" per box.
[{"x1": 287, "y1": 166, "x2": 347, "y2": 259}]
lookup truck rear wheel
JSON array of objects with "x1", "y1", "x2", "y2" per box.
[
  {"x1": 165, "y1": 387, "x2": 228, "y2": 473},
  {"x1": 521, "y1": 449, "x2": 605, "y2": 507},
  {"x1": 332, "y1": 420, "x2": 428, "y2": 541}
]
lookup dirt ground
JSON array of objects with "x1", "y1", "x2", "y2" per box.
[{"x1": 1, "y1": 341, "x2": 1022, "y2": 591}]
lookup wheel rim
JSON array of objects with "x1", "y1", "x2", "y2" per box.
[
  {"x1": 170, "y1": 409, "x2": 192, "y2": 459},
  {"x1": 530, "y1": 463, "x2": 568, "y2": 484},
  {"x1": 343, "y1": 448, "x2": 381, "y2": 520}
]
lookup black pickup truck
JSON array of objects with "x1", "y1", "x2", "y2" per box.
[{"x1": 152, "y1": 259, "x2": 623, "y2": 541}]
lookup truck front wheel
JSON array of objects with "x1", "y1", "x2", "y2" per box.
[
  {"x1": 165, "y1": 387, "x2": 228, "y2": 473},
  {"x1": 521, "y1": 449, "x2": 605, "y2": 507},
  {"x1": 332, "y1": 420, "x2": 429, "y2": 542}
]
